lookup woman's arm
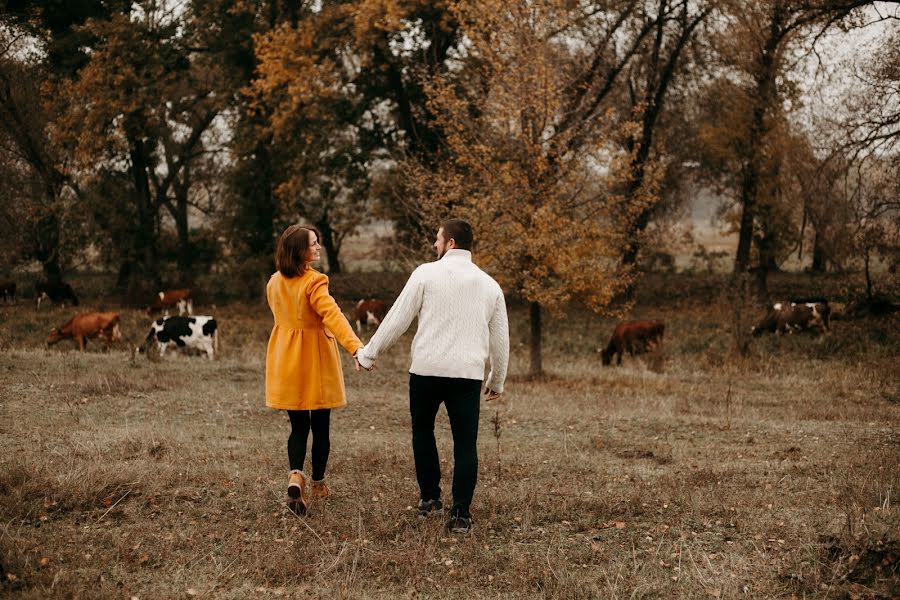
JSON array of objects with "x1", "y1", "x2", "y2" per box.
[{"x1": 308, "y1": 275, "x2": 364, "y2": 356}]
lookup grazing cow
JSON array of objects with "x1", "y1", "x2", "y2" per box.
[
  {"x1": 35, "y1": 280, "x2": 79, "y2": 308},
  {"x1": 139, "y1": 315, "x2": 218, "y2": 359},
  {"x1": 751, "y1": 300, "x2": 830, "y2": 336},
  {"x1": 147, "y1": 288, "x2": 193, "y2": 316},
  {"x1": 46, "y1": 312, "x2": 122, "y2": 351},
  {"x1": 601, "y1": 320, "x2": 665, "y2": 366},
  {"x1": 354, "y1": 299, "x2": 388, "y2": 333},
  {"x1": 0, "y1": 280, "x2": 15, "y2": 303}
]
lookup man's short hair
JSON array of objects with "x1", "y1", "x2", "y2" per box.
[{"x1": 441, "y1": 218, "x2": 474, "y2": 251}]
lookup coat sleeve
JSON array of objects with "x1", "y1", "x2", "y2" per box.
[{"x1": 308, "y1": 274, "x2": 364, "y2": 356}]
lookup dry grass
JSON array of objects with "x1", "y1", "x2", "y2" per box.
[{"x1": 1, "y1": 275, "x2": 899, "y2": 599}]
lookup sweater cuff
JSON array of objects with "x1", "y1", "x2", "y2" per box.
[
  {"x1": 485, "y1": 373, "x2": 504, "y2": 394},
  {"x1": 356, "y1": 345, "x2": 375, "y2": 369}
]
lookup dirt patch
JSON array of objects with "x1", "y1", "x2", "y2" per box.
[{"x1": 821, "y1": 536, "x2": 900, "y2": 596}]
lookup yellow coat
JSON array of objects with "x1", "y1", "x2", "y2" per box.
[{"x1": 265, "y1": 269, "x2": 363, "y2": 411}]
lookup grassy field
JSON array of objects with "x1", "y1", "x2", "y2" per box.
[{"x1": 1, "y1": 273, "x2": 898, "y2": 599}]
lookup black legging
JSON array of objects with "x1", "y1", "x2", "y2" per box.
[{"x1": 287, "y1": 409, "x2": 331, "y2": 481}]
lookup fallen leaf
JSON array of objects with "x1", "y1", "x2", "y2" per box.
[
  {"x1": 39, "y1": 557, "x2": 50, "y2": 568},
  {"x1": 102, "y1": 497, "x2": 113, "y2": 508}
]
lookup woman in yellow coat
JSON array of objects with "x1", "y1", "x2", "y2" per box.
[{"x1": 266, "y1": 224, "x2": 364, "y2": 514}]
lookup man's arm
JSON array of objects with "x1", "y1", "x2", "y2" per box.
[
  {"x1": 484, "y1": 290, "x2": 509, "y2": 394},
  {"x1": 356, "y1": 268, "x2": 425, "y2": 369}
]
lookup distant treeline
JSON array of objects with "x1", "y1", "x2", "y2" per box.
[{"x1": 1, "y1": 1, "x2": 898, "y2": 373}]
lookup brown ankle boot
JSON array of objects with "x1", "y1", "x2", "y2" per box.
[
  {"x1": 310, "y1": 478, "x2": 330, "y2": 499},
  {"x1": 287, "y1": 470, "x2": 309, "y2": 514}
]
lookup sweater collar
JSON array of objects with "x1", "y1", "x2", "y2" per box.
[{"x1": 441, "y1": 249, "x2": 472, "y2": 262}]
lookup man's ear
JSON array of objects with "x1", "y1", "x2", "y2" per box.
[{"x1": 448, "y1": 238, "x2": 457, "y2": 249}]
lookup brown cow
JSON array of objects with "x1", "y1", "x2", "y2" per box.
[
  {"x1": 354, "y1": 299, "x2": 388, "y2": 333},
  {"x1": 147, "y1": 288, "x2": 193, "y2": 316},
  {"x1": 46, "y1": 312, "x2": 122, "y2": 351},
  {"x1": 601, "y1": 320, "x2": 665, "y2": 366}
]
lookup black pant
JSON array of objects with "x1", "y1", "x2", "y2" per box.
[
  {"x1": 409, "y1": 374, "x2": 482, "y2": 518},
  {"x1": 287, "y1": 409, "x2": 331, "y2": 481}
]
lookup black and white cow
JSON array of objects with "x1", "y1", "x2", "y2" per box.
[{"x1": 139, "y1": 315, "x2": 218, "y2": 359}]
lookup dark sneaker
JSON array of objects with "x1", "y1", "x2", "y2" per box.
[
  {"x1": 417, "y1": 498, "x2": 443, "y2": 516},
  {"x1": 446, "y1": 514, "x2": 473, "y2": 534}
]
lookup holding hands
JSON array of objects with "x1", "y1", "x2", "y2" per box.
[{"x1": 354, "y1": 351, "x2": 375, "y2": 372}]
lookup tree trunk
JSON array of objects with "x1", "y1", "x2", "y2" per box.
[
  {"x1": 129, "y1": 140, "x2": 161, "y2": 290},
  {"x1": 245, "y1": 140, "x2": 277, "y2": 258},
  {"x1": 864, "y1": 251, "x2": 873, "y2": 300},
  {"x1": 753, "y1": 265, "x2": 770, "y2": 304},
  {"x1": 735, "y1": 15, "x2": 782, "y2": 274},
  {"x1": 173, "y1": 176, "x2": 192, "y2": 283},
  {"x1": 115, "y1": 260, "x2": 133, "y2": 293},
  {"x1": 811, "y1": 228, "x2": 827, "y2": 273},
  {"x1": 34, "y1": 211, "x2": 62, "y2": 282},
  {"x1": 316, "y1": 215, "x2": 342, "y2": 274},
  {"x1": 529, "y1": 301, "x2": 542, "y2": 377}
]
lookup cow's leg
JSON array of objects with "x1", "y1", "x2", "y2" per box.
[
  {"x1": 202, "y1": 338, "x2": 215, "y2": 359},
  {"x1": 75, "y1": 335, "x2": 85, "y2": 351},
  {"x1": 158, "y1": 342, "x2": 167, "y2": 357},
  {"x1": 186, "y1": 299, "x2": 193, "y2": 315}
]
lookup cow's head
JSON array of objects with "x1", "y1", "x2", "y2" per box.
[
  {"x1": 600, "y1": 348, "x2": 612, "y2": 366},
  {"x1": 137, "y1": 322, "x2": 165, "y2": 360},
  {"x1": 46, "y1": 328, "x2": 63, "y2": 347}
]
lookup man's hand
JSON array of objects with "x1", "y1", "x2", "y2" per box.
[
  {"x1": 484, "y1": 388, "x2": 501, "y2": 402},
  {"x1": 354, "y1": 354, "x2": 375, "y2": 372}
]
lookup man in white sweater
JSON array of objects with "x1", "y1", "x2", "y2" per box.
[{"x1": 355, "y1": 218, "x2": 509, "y2": 533}]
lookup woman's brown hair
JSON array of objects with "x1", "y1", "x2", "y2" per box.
[{"x1": 275, "y1": 224, "x2": 319, "y2": 278}]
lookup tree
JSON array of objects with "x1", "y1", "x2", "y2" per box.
[
  {"x1": 819, "y1": 20, "x2": 900, "y2": 296},
  {"x1": 0, "y1": 41, "x2": 81, "y2": 281},
  {"x1": 249, "y1": 11, "x2": 372, "y2": 273},
  {"x1": 406, "y1": 0, "x2": 661, "y2": 376},
  {"x1": 53, "y1": 5, "x2": 228, "y2": 292},
  {"x1": 692, "y1": 0, "x2": 879, "y2": 300},
  {"x1": 618, "y1": 0, "x2": 715, "y2": 280}
]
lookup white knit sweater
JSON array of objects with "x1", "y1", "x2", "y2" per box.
[{"x1": 356, "y1": 249, "x2": 510, "y2": 393}]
